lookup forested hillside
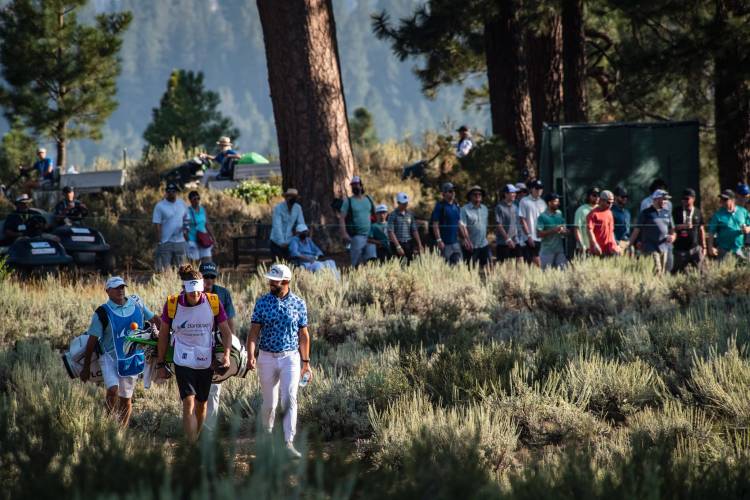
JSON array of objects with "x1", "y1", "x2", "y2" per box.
[{"x1": 1, "y1": 0, "x2": 489, "y2": 168}]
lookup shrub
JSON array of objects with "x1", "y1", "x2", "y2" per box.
[{"x1": 228, "y1": 180, "x2": 282, "y2": 204}]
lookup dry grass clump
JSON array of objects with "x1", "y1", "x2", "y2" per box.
[
  {"x1": 688, "y1": 340, "x2": 750, "y2": 426},
  {"x1": 369, "y1": 392, "x2": 519, "y2": 474},
  {"x1": 563, "y1": 352, "x2": 666, "y2": 421}
]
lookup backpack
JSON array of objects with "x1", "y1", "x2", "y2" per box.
[{"x1": 166, "y1": 293, "x2": 220, "y2": 319}]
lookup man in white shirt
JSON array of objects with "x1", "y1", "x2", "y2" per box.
[
  {"x1": 152, "y1": 182, "x2": 188, "y2": 272},
  {"x1": 270, "y1": 188, "x2": 305, "y2": 260},
  {"x1": 455, "y1": 125, "x2": 473, "y2": 158},
  {"x1": 519, "y1": 180, "x2": 547, "y2": 267}
]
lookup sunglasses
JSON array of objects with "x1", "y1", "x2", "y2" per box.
[{"x1": 190, "y1": 196, "x2": 200, "y2": 201}]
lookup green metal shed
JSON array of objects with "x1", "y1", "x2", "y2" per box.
[{"x1": 538, "y1": 120, "x2": 700, "y2": 223}]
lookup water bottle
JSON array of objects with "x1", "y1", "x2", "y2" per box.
[{"x1": 299, "y1": 371, "x2": 311, "y2": 388}]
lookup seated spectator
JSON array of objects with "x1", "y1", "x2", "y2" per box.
[
  {"x1": 289, "y1": 224, "x2": 338, "y2": 274},
  {"x1": 628, "y1": 189, "x2": 675, "y2": 274},
  {"x1": 455, "y1": 126, "x2": 473, "y2": 158},
  {"x1": 587, "y1": 190, "x2": 620, "y2": 256},
  {"x1": 459, "y1": 185, "x2": 491, "y2": 268},
  {"x1": 368, "y1": 204, "x2": 391, "y2": 261},
  {"x1": 536, "y1": 192, "x2": 568, "y2": 270},
  {"x1": 387, "y1": 193, "x2": 423, "y2": 262},
  {"x1": 53, "y1": 186, "x2": 88, "y2": 225},
  {"x1": 707, "y1": 189, "x2": 750, "y2": 261},
  {"x1": 431, "y1": 182, "x2": 462, "y2": 265},
  {"x1": 270, "y1": 188, "x2": 305, "y2": 260}
]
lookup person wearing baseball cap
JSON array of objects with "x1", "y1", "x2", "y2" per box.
[
  {"x1": 671, "y1": 188, "x2": 705, "y2": 273},
  {"x1": 270, "y1": 187, "x2": 305, "y2": 261},
  {"x1": 459, "y1": 185, "x2": 491, "y2": 268},
  {"x1": 586, "y1": 190, "x2": 620, "y2": 257},
  {"x1": 519, "y1": 180, "x2": 546, "y2": 266},
  {"x1": 707, "y1": 189, "x2": 750, "y2": 260},
  {"x1": 455, "y1": 125, "x2": 473, "y2": 158},
  {"x1": 387, "y1": 192, "x2": 423, "y2": 262},
  {"x1": 338, "y1": 176, "x2": 377, "y2": 267},
  {"x1": 431, "y1": 182, "x2": 462, "y2": 264},
  {"x1": 247, "y1": 263, "x2": 312, "y2": 459},
  {"x1": 574, "y1": 187, "x2": 600, "y2": 255},
  {"x1": 495, "y1": 184, "x2": 520, "y2": 263},
  {"x1": 368, "y1": 204, "x2": 392, "y2": 261},
  {"x1": 628, "y1": 189, "x2": 675, "y2": 274},
  {"x1": 53, "y1": 185, "x2": 88, "y2": 226},
  {"x1": 81, "y1": 276, "x2": 162, "y2": 427},
  {"x1": 198, "y1": 262, "x2": 237, "y2": 432},
  {"x1": 2, "y1": 194, "x2": 35, "y2": 244},
  {"x1": 536, "y1": 193, "x2": 568, "y2": 269},
  {"x1": 152, "y1": 182, "x2": 188, "y2": 272},
  {"x1": 612, "y1": 186, "x2": 631, "y2": 248},
  {"x1": 289, "y1": 223, "x2": 338, "y2": 274},
  {"x1": 156, "y1": 264, "x2": 232, "y2": 442}
]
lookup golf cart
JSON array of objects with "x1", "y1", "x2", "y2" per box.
[
  {"x1": 51, "y1": 211, "x2": 114, "y2": 273},
  {"x1": 0, "y1": 209, "x2": 73, "y2": 275}
]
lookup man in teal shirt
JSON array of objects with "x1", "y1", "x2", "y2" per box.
[
  {"x1": 708, "y1": 189, "x2": 750, "y2": 260},
  {"x1": 537, "y1": 193, "x2": 568, "y2": 270},
  {"x1": 338, "y1": 176, "x2": 376, "y2": 266}
]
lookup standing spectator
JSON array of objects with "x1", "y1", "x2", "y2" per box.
[
  {"x1": 611, "y1": 186, "x2": 631, "y2": 250},
  {"x1": 537, "y1": 193, "x2": 568, "y2": 270},
  {"x1": 186, "y1": 191, "x2": 214, "y2": 264},
  {"x1": 431, "y1": 182, "x2": 462, "y2": 265},
  {"x1": 338, "y1": 176, "x2": 376, "y2": 267},
  {"x1": 640, "y1": 179, "x2": 673, "y2": 212},
  {"x1": 519, "y1": 180, "x2": 546, "y2": 267},
  {"x1": 53, "y1": 186, "x2": 88, "y2": 225},
  {"x1": 736, "y1": 183, "x2": 750, "y2": 251},
  {"x1": 289, "y1": 224, "x2": 338, "y2": 274},
  {"x1": 246, "y1": 264, "x2": 313, "y2": 459},
  {"x1": 387, "y1": 192, "x2": 423, "y2": 262},
  {"x1": 672, "y1": 188, "x2": 705, "y2": 273},
  {"x1": 197, "y1": 262, "x2": 236, "y2": 433},
  {"x1": 270, "y1": 188, "x2": 305, "y2": 261},
  {"x1": 456, "y1": 126, "x2": 473, "y2": 158},
  {"x1": 513, "y1": 183, "x2": 528, "y2": 259},
  {"x1": 707, "y1": 189, "x2": 750, "y2": 261},
  {"x1": 628, "y1": 189, "x2": 675, "y2": 274},
  {"x1": 574, "y1": 187, "x2": 599, "y2": 255},
  {"x1": 587, "y1": 190, "x2": 620, "y2": 256},
  {"x1": 152, "y1": 183, "x2": 188, "y2": 272},
  {"x1": 495, "y1": 184, "x2": 520, "y2": 263},
  {"x1": 459, "y1": 185, "x2": 491, "y2": 268},
  {"x1": 369, "y1": 204, "x2": 391, "y2": 261}
]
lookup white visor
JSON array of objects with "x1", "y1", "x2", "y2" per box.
[{"x1": 183, "y1": 279, "x2": 204, "y2": 292}]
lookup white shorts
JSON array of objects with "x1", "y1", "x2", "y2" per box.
[
  {"x1": 100, "y1": 353, "x2": 137, "y2": 398},
  {"x1": 187, "y1": 240, "x2": 213, "y2": 260}
]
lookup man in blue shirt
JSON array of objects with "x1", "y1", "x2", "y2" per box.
[
  {"x1": 199, "y1": 262, "x2": 236, "y2": 431},
  {"x1": 201, "y1": 136, "x2": 240, "y2": 183},
  {"x1": 81, "y1": 276, "x2": 162, "y2": 427},
  {"x1": 611, "y1": 186, "x2": 631, "y2": 247},
  {"x1": 289, "y1": 223, "x2": 338, "y2": 274},
  {"x1": 431, "y1": 182, "x2": 462, "y2": 264},
  {"x1": 20, "y1": 147, "x2": 56, "y2": 190},
  {"x1": 247, "y1": 264, "x2": 313, "y2": 459}
]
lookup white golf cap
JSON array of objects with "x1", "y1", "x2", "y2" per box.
[
  {"x1": 265, "y1": 263, "x2": 292, "y2": 282},
  {"x1": 396, "y1": 192, "x2": 409, "y2": 204},
  {"x1": 350, "y1": 175, "x2": 362, "y2": 184},
  {"x1": 105, "y1": 276, "x2": 127, "y2": 289},
  {"x1": 37, "y1": 147, "x2": 46, "y2": 153},
  {"x1": 296, "y1": 223, "x2": 309, "y2": 233},
  {"x1": 375, "y1": 203, "x2": 389, "y2": 213},
  {"x1": 183, "y1": 279, "x2": 204, "y2": 293},
  {"x1": 652, "y1": 189, "x2": 671, "y2": 200}
]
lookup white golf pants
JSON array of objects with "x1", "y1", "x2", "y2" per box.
[
  {"x1": 258, "y1": 350, "x2": 300, "y2": 443},
  {"x1": 205, "y1": 383, "x2": 221, "y2": 431}
]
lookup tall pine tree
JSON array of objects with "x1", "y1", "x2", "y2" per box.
[
  {"x1": 143, "y1": 69, "x2": 239, "y2": 152},
  {"x1": 0, "y1": 0, "x2": 132, "y2": 171}
]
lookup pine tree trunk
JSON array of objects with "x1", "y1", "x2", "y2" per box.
[
  {"x1": 713, "y1": 3, "x2": 750, "y2": 187},
  {"x1": 484, "y1": 0, "x2": 536, "y2": 177},
  {"x1": 55, "y1": 128, "x2": 66, "y2": 173},
  {"x1": 257, "y1": 0, "x2": 355, "y2": 225},
  {"x1": 562, "y1": 0, "x2": 587, "y2": 122},
  {"x1": 526, "y1": 15, "x2": 563, "y2": 150}
]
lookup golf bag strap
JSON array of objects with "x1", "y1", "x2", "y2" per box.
[
  {"x1": 167, "y1": 293, "x2": 219, "y2": 319},
  {"x1": 95, "y1": 305, "x2": 109, "y2": 331},
  {"x1": 206, "y1": 293, "x2": 220, "y2": 316}
]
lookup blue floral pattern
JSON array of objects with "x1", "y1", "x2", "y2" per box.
[{"x1": 251, "y1": 292, "x2": 308, "y2": 352}]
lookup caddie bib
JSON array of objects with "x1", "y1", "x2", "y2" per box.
[
  {"x1": 172, "y1": 295, "x2": 214, "y2": 369},
  {"x1": 103, "y1": 301, "x2": 145, "y2": 377}
]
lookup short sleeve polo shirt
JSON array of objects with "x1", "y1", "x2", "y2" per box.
[{"x1": 251, "y1": 292, "x2": 308, "y2": 353}]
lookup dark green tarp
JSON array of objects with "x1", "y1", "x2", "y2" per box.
[{"x1": 539, "y1": 120, "x2": 700, "y2": 222}]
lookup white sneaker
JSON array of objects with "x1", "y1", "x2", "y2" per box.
[{"x1": 286, "y1": 441, "x2": 302, "y2": 459}]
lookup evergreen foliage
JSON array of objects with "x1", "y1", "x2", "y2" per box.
[{"x1": 142, "y1": 69, "x2": 239, "y2": 152}]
